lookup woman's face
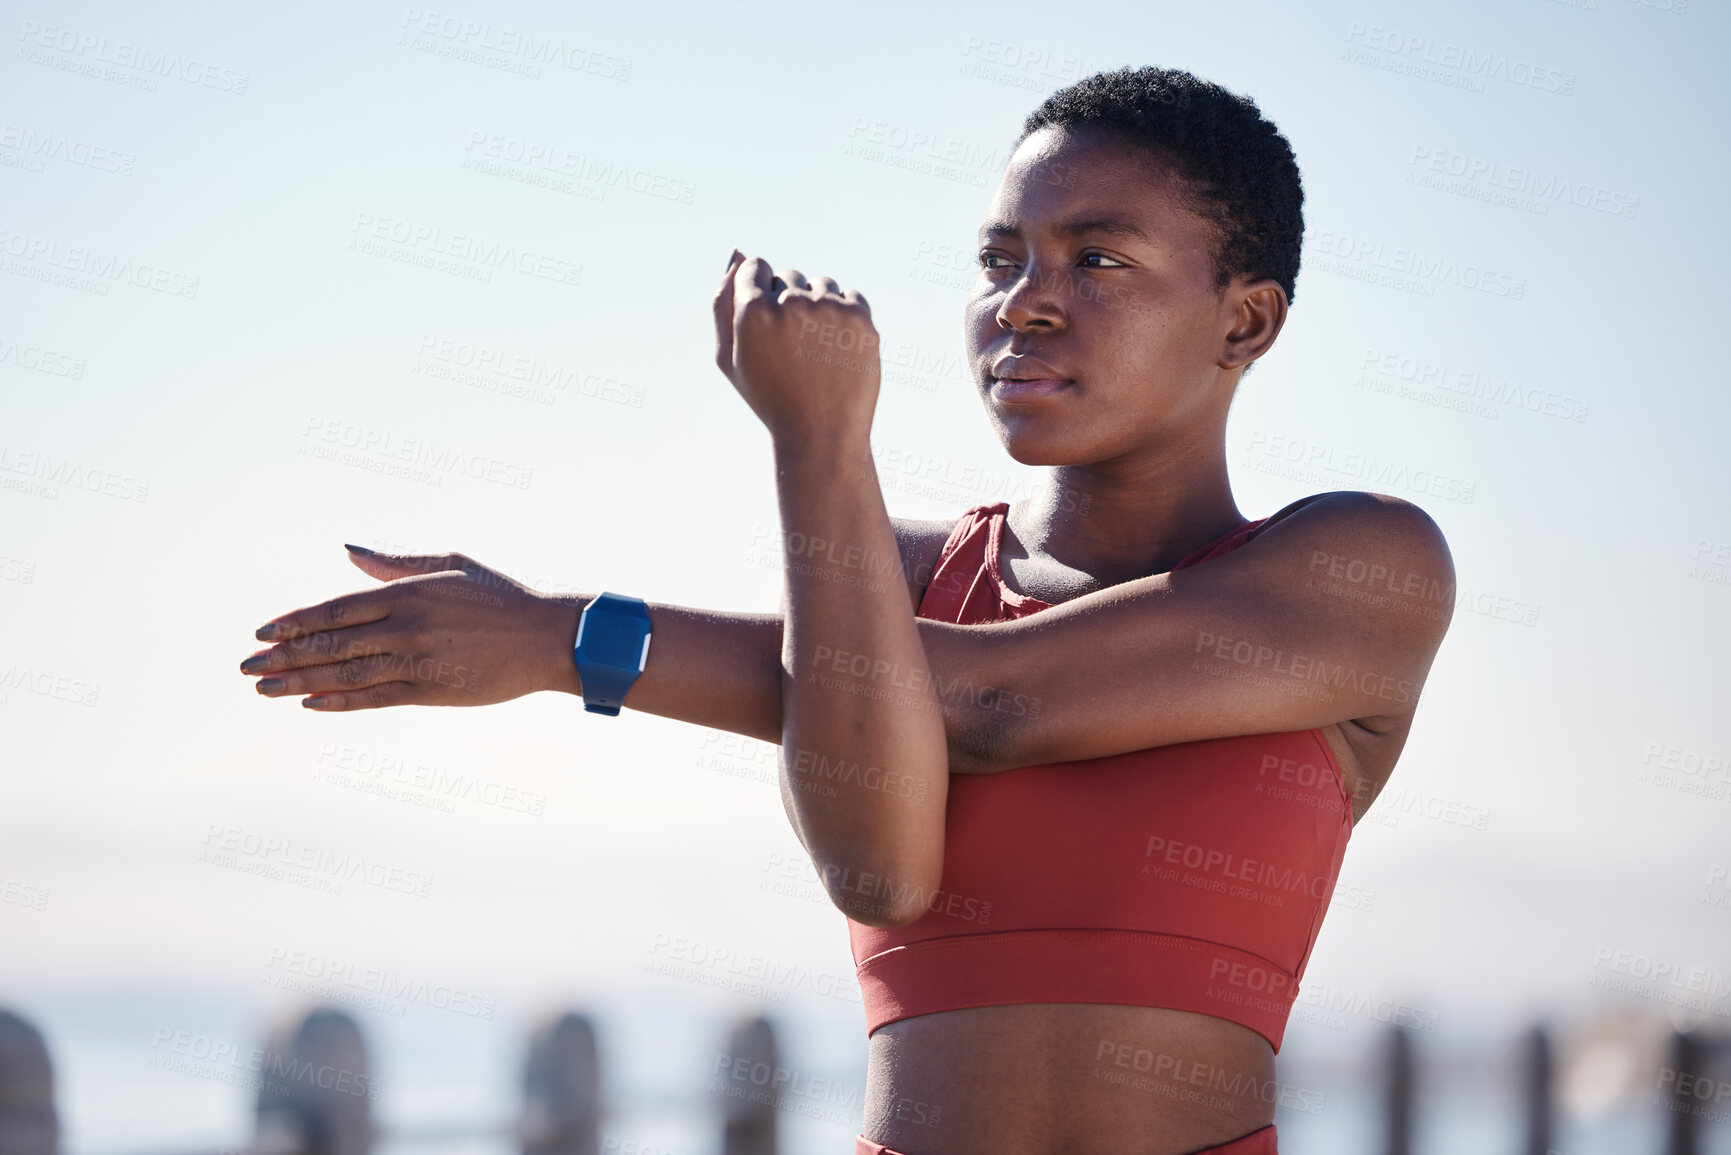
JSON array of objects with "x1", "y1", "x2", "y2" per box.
[{"x1": 964, "y1": 125, "x2": 1256, "y2": 468}]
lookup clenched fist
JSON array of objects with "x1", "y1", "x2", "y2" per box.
[{"x1": 713, "y1": 250, "x2": 881, "y2": 446}]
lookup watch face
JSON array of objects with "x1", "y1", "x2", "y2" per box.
[{"x1": 582, "y1": 609, "x2": 649, "y2": 669}]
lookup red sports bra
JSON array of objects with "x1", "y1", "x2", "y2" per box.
[{"x1": 847, "y1": 503, "x2": 1352, "y2": 1052}]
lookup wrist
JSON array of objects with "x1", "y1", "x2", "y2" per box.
[
  {"x1": 537, "y1": 592, "x2": 591, "y2": 696},
  {"x1": 771, "y1": 427, "x2": 874, "y2": 479}
]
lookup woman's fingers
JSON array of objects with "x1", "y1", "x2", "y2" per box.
[
  {"x1": 302, "y1": 681, "x2": 420, "y2": 713},
  {"x1": 713, "y1": 248, "x2": 745, "y2": 374},
  {"x1": 814, "y1": 275, "x2": 842, "y2": 296},
  {"x1": 255, "y1": 652, "x2": 420, "y2": 699},
  {"x1": 241, "y1": 621, "x2": 396, "y2": 676},
  {"x1": 345, "y1": 545, "x2": 477, "y2": 583},
  {"x1": 736, "y1": 256, "x2": 774, "y2": 313},
  {"x1": 255, "y1": 587, "x2": 393, "y2": 642}
]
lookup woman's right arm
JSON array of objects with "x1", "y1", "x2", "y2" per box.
[
  {"x1": 242, "y1": 488, "x2": 1449, "y2": 784},
  {"x1": 238, "y1": 533, "x2": 1008, "y2": 763}
]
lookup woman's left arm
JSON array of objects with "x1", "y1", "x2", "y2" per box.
[{"x1": 715, "y1": 253, "x2": 949, "y2": 929}]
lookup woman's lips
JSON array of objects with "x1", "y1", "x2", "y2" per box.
[{"x1": 990, "y1": 376, "x2": 1071, "y2": 402}]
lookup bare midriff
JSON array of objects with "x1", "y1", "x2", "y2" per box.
[{"x1": 863, "y1": 1004, "x2": 1274, "y2": 1155}]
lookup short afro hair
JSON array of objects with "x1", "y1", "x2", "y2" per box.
[{"x1": 1017, "y1": 66, "x2": 1305, "y2": 304}]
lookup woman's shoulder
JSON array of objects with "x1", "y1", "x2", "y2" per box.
[
  {"x1": 1241, "y1": 490, "x2": 1456, "y2": 621},
  {"x1": 1253, "y1": 490, "x2": 1450, "y2": 548},
  {"x1": 890, "y1": 507, "x2": 996, "y2": 611}
]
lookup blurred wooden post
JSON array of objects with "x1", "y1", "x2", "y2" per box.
[
  {"x1": 254, "y1": 1008, "x2": 373, "y2": 1155},
  {"x1": 1665, "y1": 1030, "x2": 1701, "y2": 1155},
  {"x1": 1383, "y1": 1024, "x2": 1412, "y2": 1155},
  {"x1": 1522, "y1": 1024, "x2": 1552, "y2": 1155},
  {"x1": 520, "y1": 1012, "x2": 601, "y2": 1155},
  {"x1": 718, "y1": 1015, "x2": 777, "y2": 1155},
  {"x1": 0, "y1": 1008, "x2": 58, "y2": 1155}
]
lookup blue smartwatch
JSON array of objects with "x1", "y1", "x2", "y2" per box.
[{"x1": 573, "y1": 592, "x2": 653, "y2": 716}]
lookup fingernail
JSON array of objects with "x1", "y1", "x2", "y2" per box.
[
  {"x1": 255, "y1": 623, "x2": 279, "y2": 641},
  {"x1": 303, "y1": 696, "x2": 328, "y2": 709},
  {"x1": 239, "y1": 654, "x2": 271, "y2": 674},
  {"x1": 344, "y1": 543, "x2": 375, "y2": 556},
  {"x1": 257, "y1": 677, "x2": 285, "y2": 696}
]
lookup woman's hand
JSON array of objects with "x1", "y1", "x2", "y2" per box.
[
  {"x1": 239, "y1": 547, "x2": 582, "y2": 711},
  {"x1": 713, "y1": 249, "x2": 881, "y2": 447}
]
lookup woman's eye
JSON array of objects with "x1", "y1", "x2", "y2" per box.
[{"x1": 1079, "y1": 253, "x2": 1126, "y2": 268}]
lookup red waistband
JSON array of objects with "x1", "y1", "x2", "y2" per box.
[
  {"x1": 856, "y1": 928, "x2": 1296, "y2": 1050},
  {"x1": 856, "y1": 1122, "x2": 1277, "y2": 1154}
]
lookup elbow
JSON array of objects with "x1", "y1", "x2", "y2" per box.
[
  {"x1": 815, "y1": 853, "x2": 940, "y2": 929},
  {"x1": 836, "y1": 894, "x2": 930, "y2": 929}
]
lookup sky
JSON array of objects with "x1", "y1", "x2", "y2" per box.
[{"x1": 2, "y1": 0, "x2": 1728, "y2": 1152}]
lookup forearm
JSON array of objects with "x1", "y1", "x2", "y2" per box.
[
  {"x1": 541, "y1": 586, "x2": 1021, "y2": 773},
  {"x1": 549, "y1": 594, "x2": 787, "y2": 744},
  {"x1": 770, "y1": 435, "x2": 949, "y2": 924}
]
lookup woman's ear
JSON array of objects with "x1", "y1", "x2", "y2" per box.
[{"x1": 1219, "y1": 280, "x2": 1288, "y2": 371}]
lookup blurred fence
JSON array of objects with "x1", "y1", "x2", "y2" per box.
[{"x1": 0, "y1": 1003, "x2": 1727, "y2": 1154}]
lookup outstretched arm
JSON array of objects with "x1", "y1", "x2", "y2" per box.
[{"x1": 242, "y1": 495, "x2": 1453, "y2": 779}]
